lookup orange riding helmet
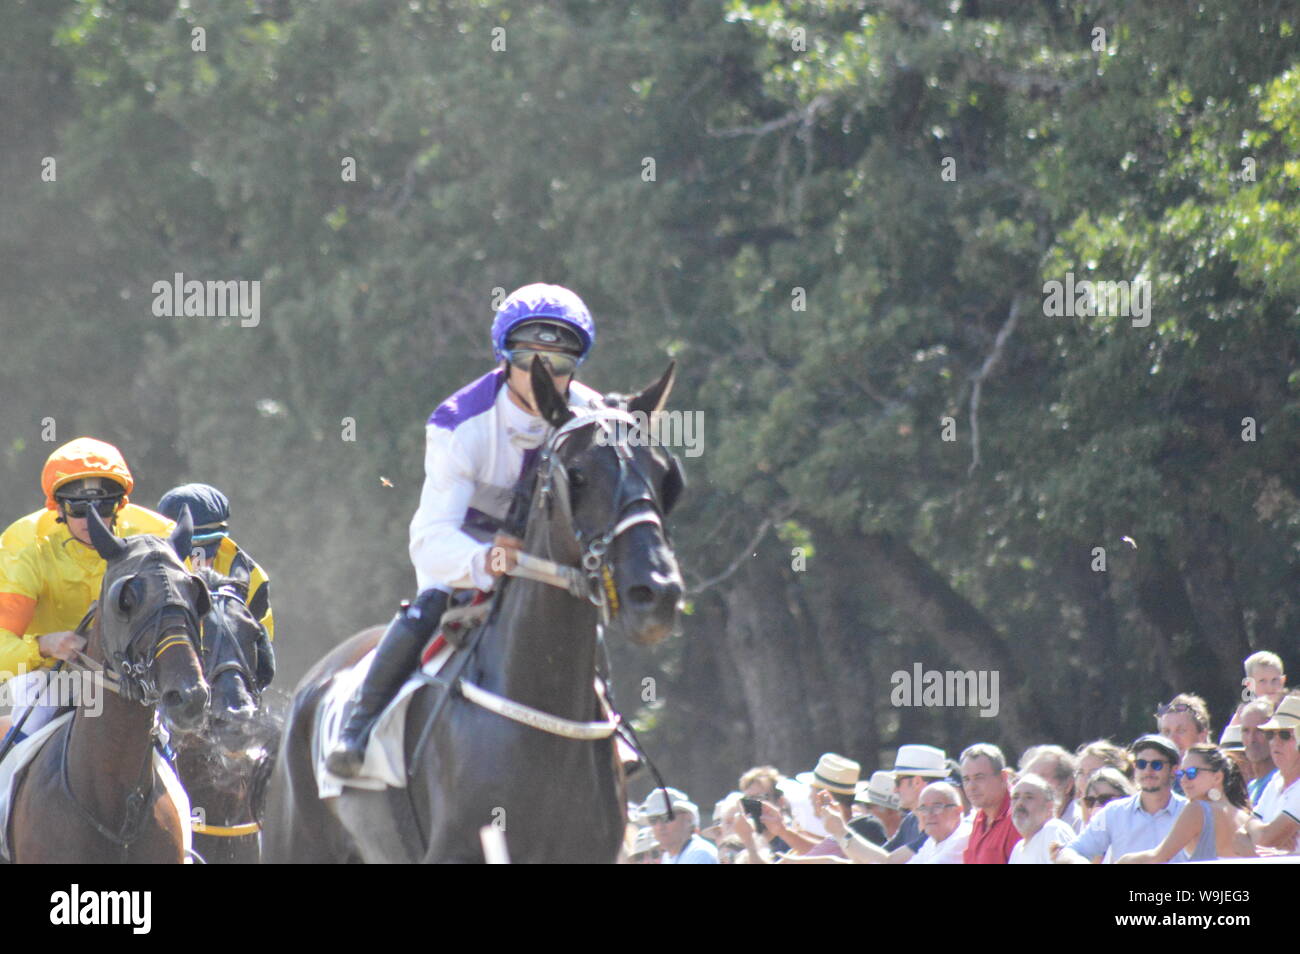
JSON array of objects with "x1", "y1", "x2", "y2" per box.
[{"x1": 40, "y1": 437, "x2": 134, "y2": 511}]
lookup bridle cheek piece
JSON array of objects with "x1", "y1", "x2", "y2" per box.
[{"x1": 536, "y1": 410, "x2": 667, "y2": 626}]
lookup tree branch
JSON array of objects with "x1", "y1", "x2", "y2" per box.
[
  {"x1": 687, "y1": 501, "x2": 797, "y2": 595},
  {"x1": 968, "y1": 297, "x2": 1021, "y2": 474},
  {"x1": 707, "y1": 95, "x2": 831, "y2": 139}
]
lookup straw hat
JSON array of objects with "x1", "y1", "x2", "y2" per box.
[{"x1": 795, "y1": 753, "x2": 860, "y2": 796}]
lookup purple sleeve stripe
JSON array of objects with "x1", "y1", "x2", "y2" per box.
[{"x1": 429, "y1": 367, "x2": 506, "y2": 430}]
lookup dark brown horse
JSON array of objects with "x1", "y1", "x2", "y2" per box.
[
  {"x1": 264, "y1": 360, "x2": 684, "y2": 863},
  {"x1": 173, "y1": 568, "x2": 277, "y2": 864},
  {"x1": 9, "y1": 508, "x2": 210, "y2": 863}
]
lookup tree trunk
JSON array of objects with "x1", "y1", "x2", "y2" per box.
[{"x1": 855, "y1": 531, "x2": 1059, "y2": 755}]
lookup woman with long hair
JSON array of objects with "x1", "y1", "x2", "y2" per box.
[{"x1": 1116, "y1": 744, "x2": 1256, "y2": 862}]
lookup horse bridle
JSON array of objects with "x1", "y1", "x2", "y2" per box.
[
  {"x1": 96, "y1": 558, "x2": 205, "y2": 705},
  {"x1": 199, "y1": 584, "x2": 266, "y2": 704},
  {"x1": 535, "y1": 408, "x2": 669, "y2": 626}
]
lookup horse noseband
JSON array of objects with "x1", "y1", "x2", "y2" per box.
[{"x1": 107, "y1": 565, "x2": 203, "y2": 705}]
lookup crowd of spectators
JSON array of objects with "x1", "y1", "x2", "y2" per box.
[{"x1": 621, "y1": 650, "x2": 1300, "y2": 864}]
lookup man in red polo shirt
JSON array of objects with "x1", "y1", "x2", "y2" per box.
[{"x1": 960, "y1": 743, "x2": 1021, "y2": 864}]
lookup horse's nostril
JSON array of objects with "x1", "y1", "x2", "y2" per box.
[
  {"x1": 625, "y1": 581, "x2": 684, "y2": 609},
  {"x1": 626, "y1": 585, "x2": 655, "y2": 606},
  {"x1": 165, "y1": 685, "x2": 209, "y2": 724}
]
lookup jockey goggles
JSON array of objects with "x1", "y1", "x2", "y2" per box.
[
  {"x1": 507, "y1": 347, "x2": 579, "y2": 377},
  {"x1": 57, "y1": 495, "x2": 123, "y2": 518}
]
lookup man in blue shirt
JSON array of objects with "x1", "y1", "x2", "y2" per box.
[
  {"x1": 640, "y1": 787, "x2": 718, "y2": 864},
  {"x1": 1053, "y1": 735, "x2": 1188, "y2": 864}
]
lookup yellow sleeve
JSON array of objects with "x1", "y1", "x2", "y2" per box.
[
  {"x1": 0, "y1": 626, "x2": 48, "y2": 682},
  {"x1": 117, "y1": 504, "x2": 176, "y2": 538},
  {"x1": 0, "y1": 545, "x2": 51, "y2": 681},
  {"x1": 0, "y1": 510, "x2": 45, "y2": 554}
]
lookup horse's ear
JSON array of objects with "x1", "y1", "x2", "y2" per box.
[
  {"x1": 168, "y1": 506, "x2": 194, "y2": 561},
  {"x1": 254, "y1": 629, "x2": 276, "y2": 689},
  {"x1": 248, "y1": 581, "x2": 270, "y2": 623},
  {"x1": 85, "y1": 505, "x2": 128, "y2": 562},
  {"x1": 530, "y1": 355, "x2": 575, "y2": 429},
  {"x1": 189, "y1": 575, "x2": 211, "y2": 618},
  {"x1": 228, "y1": 558, "x2": 251, "y2": 587},
  {"x1": 661, "y1": 452, "x2": 686, "y2": 514},
  {"x1": 627, "y1": 361, "x2": 676, "y2": 417}
]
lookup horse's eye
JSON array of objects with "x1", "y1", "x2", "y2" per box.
[
  {"x1": 567, "y1": 468, "x2": 585, "y2": 510},
  {"x1": 117, "y1": 576, "x2": 142, "y2": 614}
]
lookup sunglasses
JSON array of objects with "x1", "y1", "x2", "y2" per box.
[
  {"x1": 508, "y1": 348, "x2": 578, "y2": 377},
  {"x1": 1082, "y1": 792, "x2": 1121, "y2": 809},
  {"x1": 1174, "y1": 767, "x2": 1212, "y2": 781},
  {"x1": 1264, "y1": 730, "x2": 1295, "y2": 743},
  {"x1": 646, "y1": 815, "x2": 674, "y2": 825},
  {"x1": 1134, "y1": 759, "x2": 1167, "y2": 771},
  {"x1": 58, "y1": 496, "x2": 122, "y2": 519}
]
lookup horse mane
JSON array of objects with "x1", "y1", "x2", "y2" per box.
[{"x1": 501, "y1": 451, "x2": 542, "y2": 539}]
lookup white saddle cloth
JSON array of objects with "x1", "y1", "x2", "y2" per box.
[
  {"x1": 0, "y1": 712, "x2": 193, "y2": 862},
  {"x1": 313, "y1": 641, "x2": 456, "y2": 799}
]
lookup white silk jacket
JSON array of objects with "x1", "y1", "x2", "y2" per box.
[{"x1": 409, "y1": 366, "x2": 603, "y2": 593}]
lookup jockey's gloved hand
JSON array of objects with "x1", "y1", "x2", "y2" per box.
[
  {"x1": 486, "y1": 534, "x2": 523, "y2": 578},
  {"x1": 37, "y1": 631, "x2": 85, "y2": 661}
]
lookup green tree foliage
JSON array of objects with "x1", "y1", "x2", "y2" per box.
[{"x1": 1, "y1": 0, "x2": 1296, "y2": 808}]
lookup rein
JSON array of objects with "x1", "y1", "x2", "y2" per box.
[
  {"x1": 57, "y1": 713, "x2": 156, "y2": 864},
  {"x1": 57, "y1": 607, "x2": 164, "y2": 863}
]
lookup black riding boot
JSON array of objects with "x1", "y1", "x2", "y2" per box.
[{"x1": 325, "y1": 589, "x2": 449, "y2": 778}]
